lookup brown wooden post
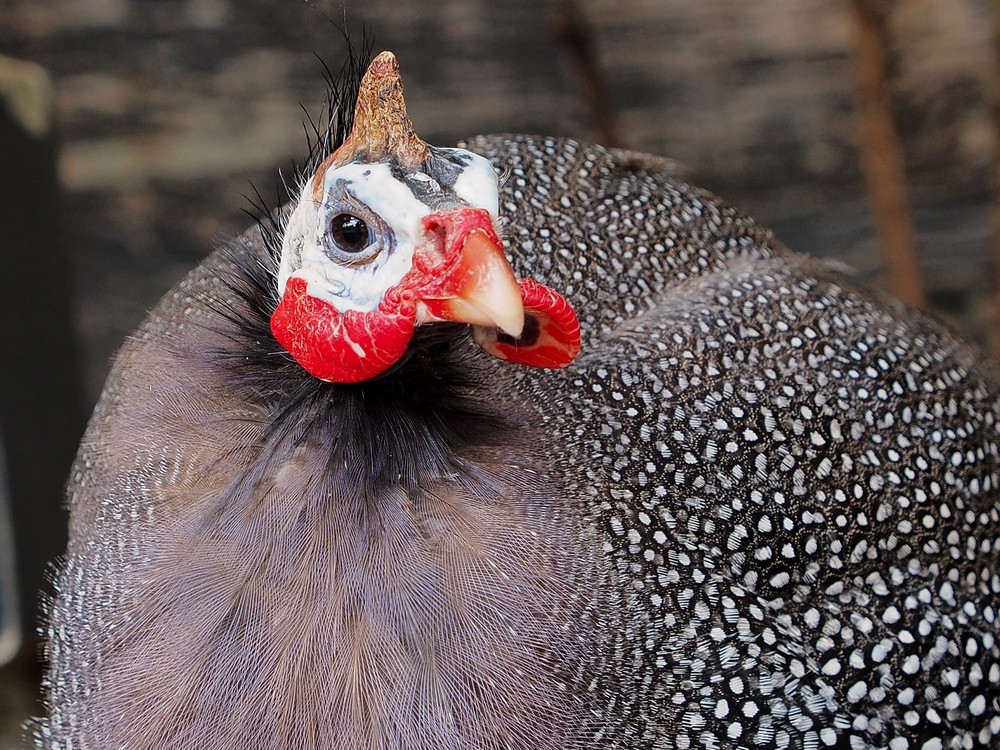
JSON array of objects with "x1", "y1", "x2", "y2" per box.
[
  {"x1": 990, "y1": 0, "x2": 1000, "y2": 355},
  {"x1": 847, "y1": 0, "x2": 926, "y2": 310}
]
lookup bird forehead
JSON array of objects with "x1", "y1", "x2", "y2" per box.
[{"x1": 320, "y1": 148, "x2": 499, "y2": 222}]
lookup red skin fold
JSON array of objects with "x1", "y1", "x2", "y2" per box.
[{"x1": 270, "y1": 276, "x2": 417, "y2": 383}]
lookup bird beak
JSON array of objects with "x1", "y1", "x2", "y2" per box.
[{"x1": 411, "y1": 209, "x2": 525, "y2": 338}]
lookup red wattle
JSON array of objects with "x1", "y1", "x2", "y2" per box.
[
  {"x1": 271, "y1": 276, "x2": 416, "y2": 383},
  {"x1": 472, "y1": 278, "x2": 581, "y2": 369}
]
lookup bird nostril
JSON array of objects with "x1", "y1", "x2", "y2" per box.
[{"x1": 422, "y1": 215, "x2": 448, "y2": 243}]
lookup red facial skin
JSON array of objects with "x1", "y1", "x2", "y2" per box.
[
  {"x1": 270, "y1": 207, "x2": 581, "y2": 383},
  {"x1": 270, "y1": 276, "x2": 417, "y2": 383}
]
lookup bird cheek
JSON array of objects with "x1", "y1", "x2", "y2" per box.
[{"x1": 271, "y1": 276, "x2": 416, "y2": 383}]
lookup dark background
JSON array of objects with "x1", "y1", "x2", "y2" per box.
[{"x1": 0, "y1": 0, "x2": 994, "y2": 745}]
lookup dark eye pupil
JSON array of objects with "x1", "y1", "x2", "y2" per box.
[{"x1": 330, "y1": 214, "x2": 370, "y2": 253}]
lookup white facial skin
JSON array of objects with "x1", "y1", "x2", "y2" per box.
[
  {"x1": 447, "y1": 149, "x2": 499, "y2": 220},
  {"x1": 277, "y1": 149, "x2": 501, "y2": 314}
]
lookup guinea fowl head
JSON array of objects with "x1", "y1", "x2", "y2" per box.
[{"x1": 271, "y1": 51, "x2": 581, "y2": 382}]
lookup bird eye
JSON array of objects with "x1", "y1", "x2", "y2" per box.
[{"x1": 329, "y1": 213, "x2": 372, "y2": 254}]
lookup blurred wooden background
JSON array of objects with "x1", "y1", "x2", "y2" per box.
[
  {"x1": 0, "y1": 0, "x2": 995, "y2": 745},
  {"x1": 1, "y1": 0, "x2": 993, "y2": 399}
]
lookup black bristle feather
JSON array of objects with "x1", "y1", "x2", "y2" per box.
[{"x1": 242, "y1": 31, "x2": 375, "y2": 267}]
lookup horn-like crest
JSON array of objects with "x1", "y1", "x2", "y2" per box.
[{"x1": 322, "y1": 51, "x2": 429, "y2": 174}]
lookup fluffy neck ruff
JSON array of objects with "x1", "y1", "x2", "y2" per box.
[{"x1": 81, "y1": 232, "x2": 600, "y2": 750}]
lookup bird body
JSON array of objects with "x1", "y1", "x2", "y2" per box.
[{"x1": 41, "y1": 52, "x2": 1000, "y2": 749}]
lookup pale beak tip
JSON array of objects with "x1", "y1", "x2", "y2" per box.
[{"x1": 495, "y1": 308, "x2": 525, "y2": 339}]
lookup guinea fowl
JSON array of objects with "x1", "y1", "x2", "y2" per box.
[{"x1": 42, "y1": 51, "x2": 1000, "y2": 749}]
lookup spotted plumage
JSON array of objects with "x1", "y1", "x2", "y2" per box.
[
  {"x1": 40, "y1": 56, "x2": 1000, "y2": 750},
  {"x1": 464, "y1": 133, "x2": 1000, "y2": 748}
]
